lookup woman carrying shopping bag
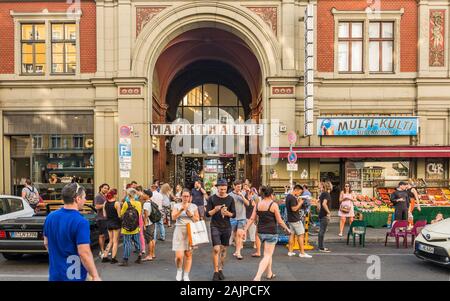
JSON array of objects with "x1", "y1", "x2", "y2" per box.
[{"x1": 171, "y1": 189, "x2": 200, "y2": 281}]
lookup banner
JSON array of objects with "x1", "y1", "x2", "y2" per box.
[
  {"x1": 317, "y1": 117, "x2": 419, "y2": 136},
  {"x1": 150, "y1": 123, "x2": 264, "y2": 136}
]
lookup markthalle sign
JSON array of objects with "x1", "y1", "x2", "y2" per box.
[
  {"x1": 317, "y1": 117, "x2": 419, "y2": 136},
  {"x1": 150, "y1": 123, "x2": 264, "y2": 136}
]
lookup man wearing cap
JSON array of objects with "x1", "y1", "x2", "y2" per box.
[
  {"x1": 206, "y1": 179, "x2": 236, "y2": 281},
  {"x1": 390, "y1": 181, "x2": 410, "y2": 221}
]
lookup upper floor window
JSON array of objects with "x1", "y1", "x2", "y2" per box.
[
  {"x1": 50, "y1": 135, "x2": 61, "y2": 149},
  {"x1": 51, "y1": 23, "x2": 77, "y2": 74},
  {"x1": 73, "y1": 135, "x2": 84, "y2": 149},
  {"x1": 369, "y1": 22, "x2": 394, "y2": 72},
  {"x1": 21, "y1": 24, "x2": 46, "y2": 74},
  {"x1": 338, "y1": 22, "x2": 363, "y2": 73}
]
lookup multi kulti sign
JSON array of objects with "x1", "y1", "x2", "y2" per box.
[{"x1": 317, "y1": 117, "x2": 419, "y2": 136}]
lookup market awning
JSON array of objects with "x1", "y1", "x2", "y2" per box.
[{"x1": 268, "y1": 146, "x2": 450, "y2": 159}]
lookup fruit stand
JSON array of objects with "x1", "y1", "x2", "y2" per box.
[{"x1": 352, "y1": 195, "x2": 394, "y2": 228}]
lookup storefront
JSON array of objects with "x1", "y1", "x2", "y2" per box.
[{"x1": 3, "y1": 112, "x2": 95, "y2": 200}]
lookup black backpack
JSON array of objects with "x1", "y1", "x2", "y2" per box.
[
  {"x1": 149, "y1": 201, "x2": 162, "y2": 223},
  {"x1": 122, "y1": 201, "x2": 139, "y2": 232}
]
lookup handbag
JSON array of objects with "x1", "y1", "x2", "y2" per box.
[
  {"x1": 339, "y1": 202, "x2": 351, "y2": 213},
  {"x1": 186, "y1": 220, "x2": 210, "y2": 247}
]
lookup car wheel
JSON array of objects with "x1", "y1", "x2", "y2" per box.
[{"x1": 2, "y1": 253, "x2": 23, "y2": 260}]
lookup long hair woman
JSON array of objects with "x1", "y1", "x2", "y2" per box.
[
  {"x1": 338, "y1": 183, "x2": 355, "y2": 236},
  {"x1": 102, "y1": 189, "x2": 121, "y2": 263},
  {"x1": 318, "y1": 181, "x2": 332, "y2": 252},
  {"x1": 171, "y1": 189, "x2": 199, "y2": 281},
  {"x1": 160, "y1": 183, "x2": 173, "y2": 227},
  {"x1": 243, "y1": 186, "x2": 291, "y2": 281}
]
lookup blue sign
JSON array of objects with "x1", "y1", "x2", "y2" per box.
[
  {"x1": 119, "y1": 144, "x2": 132, "y2": 157},
  {"x1": 288, "y1": 151, "x2": 297, "y2": 164},
  {"x1": 317, "y1": 117, "x2": 418, "y2": 136}
]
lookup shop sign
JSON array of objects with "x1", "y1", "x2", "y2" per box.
[
  {"x1": 317, "y1": 117, "x2": 418, "y2": 136},
  {"x1": 287, "y1": 163, "x2": 298, "y2": 171},
  {"x1": 427, "y1": 162, "x2": 444, "y2": 175},
  {"x1": 150, "y1": 123, "x2": 264, "y2": 136}
]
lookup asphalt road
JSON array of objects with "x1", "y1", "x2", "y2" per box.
[{"x1": 0, "y1": 227, "x2": 448, "y2": 281}]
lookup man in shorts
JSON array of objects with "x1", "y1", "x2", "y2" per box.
[
  {"x1": 228, "y1": 180, "x2": 249, "y2": 260},
  {"x1": 206, "y1": 179, "x2": 236, "y2": 281},
  {"x1": 142, "y1": 189, "x2": 156, "y2": 261},
  {"x1": 286, "y1": 184, "x2": 312, "y2": 258}
]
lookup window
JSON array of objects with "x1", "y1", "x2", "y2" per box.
[
  {"x1": 50, "y1": 135, "x2": 61, "y2": 149},
  {"x1": 73, "y1": 135, "x2": 84, "y2": 149},
  {"x1": 32, "y1": 135, "x2": 43, "y2": 149},
  {"x1": 0, "y1": 199, "x2": 5, "y2": 216},
  {"x1": 6, "y1": 198, "x2": 24, "y2": 214},
  {"x1": 369, "y1": 22, "x2": 394, "y2": 72},
  {"x1": 21, "y1": 24, "x2": 46, "y2": 74},
  {"x1": 338, "y1": 22, "x2": 363, "y2": 72},
  {"x1": 51, "y1": 23, "x2": 76, "y2": 74}
]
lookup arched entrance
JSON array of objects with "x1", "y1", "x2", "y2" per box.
[
  {"x1": 153, "y1": 28, "x2": 262, "y2": 189},
  {"x1": 132, "y1": 3, "x2": 281, "y2": 188}
]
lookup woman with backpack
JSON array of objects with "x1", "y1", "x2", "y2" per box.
[
  {"x1": 119, "y1": 188, "x2": 142, "y2": 266},
  {"x1": 101, "y1": 189, "x2": 121, "y2": 264},
  {"x1": 22, "y1": 178, "x2": 41, "y2": 212},
  {"x1": 171, "y1": 189, "x2": 199, "y2": 281},
  {"x1": 338, "y1": 183, "x2": 355, "y2": 237}
]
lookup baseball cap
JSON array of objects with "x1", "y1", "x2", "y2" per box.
[
  {"x1": 143, "y1": 189, "x2": 153, "y2": 198},
  {"x1": 216, "y1": 179, "x2": 228, "y2": 187},
  {"x1": 398, "y1": 181, "x2": 408, "y2": 186}
]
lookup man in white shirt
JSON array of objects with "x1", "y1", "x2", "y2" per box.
[{"x1": 151, "y1": 184, "x2": 165, "y2": 241}]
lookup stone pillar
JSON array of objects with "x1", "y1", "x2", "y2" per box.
[
  {"x1": 117, "y1": 0, "x2": 132, "y2": 77},
  {"x1": 116, "y1": 81, "x2": 150, "y2": 190},
  {"x1": 0, "y1": 110, "x2": 4, "y2": 194},
  {"x1": 281, "y1": 0, "x2": 296, "y2": 70},
  {"x1": 96, "y1": 0, "x2": 116, "y2": 77}
]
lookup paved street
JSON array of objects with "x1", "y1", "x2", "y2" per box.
[{"x1": 0, "y1": 225, "x2": 448, "y2": 281}]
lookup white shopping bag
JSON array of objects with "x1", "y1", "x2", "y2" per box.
[{"x1": 187, "y1": 220, "x2": 210, "y2": 246}]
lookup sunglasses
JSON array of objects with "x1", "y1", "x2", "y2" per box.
[{"x1": 74, "y1": 183, "x2": 84, "y2": 198}]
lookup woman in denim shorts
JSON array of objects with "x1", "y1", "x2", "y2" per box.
[{"x1": 243, "y1": 186, "x2": 291, "y2": 281}]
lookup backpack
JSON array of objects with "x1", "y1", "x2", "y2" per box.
[
  {"x1": 149, "y1": 201, "x2": 162, "y2": 223},
  {"x1": 122, "y1": 201, "x2": 140, "y2": 232},
  {"x1": 25, "y1": 187, "x2": 40, "y2": 206}
]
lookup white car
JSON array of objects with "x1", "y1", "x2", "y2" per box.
[
  {"x1": 414, "y1": 218, "x2": 450, "y2": 267},
  {"x1": 0, "y1": 196, "x2": 35, "y2": 222}
]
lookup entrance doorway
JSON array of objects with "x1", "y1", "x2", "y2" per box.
[{"x1": 320, "y1": 161, "x2": 342, "y2": 209}]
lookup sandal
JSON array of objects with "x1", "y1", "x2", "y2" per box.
[
  {"x1": 142, "y1": 257, "x2": 153, "y2": 262},
  {"x1": 251, "y1": 253, "x2": 261, "y2": 258},
  {"x1": 236, "y1": 255, "x2": 243, "y2": 260},
  {"x1": 266, "y1": 273, "x2": 276, "y2": 280}
]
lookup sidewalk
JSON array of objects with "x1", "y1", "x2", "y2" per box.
[{"x1": 307, "y1": 211, "x2": 388, "y2": 244}]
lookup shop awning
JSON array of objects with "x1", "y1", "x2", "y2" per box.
[{"x1": 268, "y1": 146, "x2": 450, "y2": 159}]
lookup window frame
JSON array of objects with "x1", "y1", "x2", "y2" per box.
[
  {"x1": 369, "y1": 21, "x2": 395, "y2": 73},
  {"x1": 20, "y1": 23, "x2": 46, "y2": 75},
  {"x1": 337, "y1": 21, "x2": 364, "y2": 73},
  {"x1": 51, "y1": 22, "x2": 77, "y2": 75}
]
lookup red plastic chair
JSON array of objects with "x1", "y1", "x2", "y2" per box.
[
  {"x1": 407, "y1": 220, "x2": 427, "y2": 244},
  {"x1": 385, "y1": 220, "x2": 408, "y2": 248}
]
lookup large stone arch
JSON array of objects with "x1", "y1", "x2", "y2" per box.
[{"x1": 132, "y1": 2, "x2": 281, "y2": 81}]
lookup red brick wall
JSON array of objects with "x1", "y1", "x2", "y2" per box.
[
  {"x1": 317, "y1": 0, "x2": 417, "y2": 72},
  {"x1": 0, "y1": 1, "x2": 96, "y2": 74}
]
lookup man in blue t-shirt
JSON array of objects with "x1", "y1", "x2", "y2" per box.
[{"x1": 43, "y1": 183, "x2": 101, "y2": 281}]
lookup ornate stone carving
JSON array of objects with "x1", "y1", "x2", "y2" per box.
[
  {"x1": 119, "y1": 87, "x2": 141, "y2": 95},
  {"x1": 136, "y1": 6, "x2": 166, "y2": 37},
  {"x1": 429, "y1": 10, "x2": 445, "y2": 67},
  {"x1": 247, "y1": 7, "x2": 278, "y2": 36},
  {"x1": 272, "y1": 87, "x2": 294, "y2": 95}
]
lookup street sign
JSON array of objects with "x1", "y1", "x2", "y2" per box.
[
  {"x1": 288, "y1": 151, "x2": 297, "y2": 164},
  {"x1": 120, "y1": 125, "x2": 132, "y2": 137},
  {"x1": 287, "y1": 163, "x2": 298, "y2": 171},
  {"x1": 119, "y1": 162, "x2": 132, "y2": 170},
  {"x1": 120, "y1": 170, "x2": 130, "y2": 178},
  {"x1": 287, "y1": 131, "x2": 297, "y2": 145},
  {"x1": 119, "y1": 138, "x2": 131, "y2": 144},
  {"x1": 119, "y1": 156, "x2": 132, "y2": 163},
  {"x1": 119, "y1": 144, "x2": 132, "y2": 157}
]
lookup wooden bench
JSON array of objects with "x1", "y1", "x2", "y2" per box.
[{"x1": 37, "y1": 200, "x2": 95, "y2": 214}]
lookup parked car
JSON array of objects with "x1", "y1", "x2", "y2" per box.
[
  {"x1": 414, "y1": 218, "x2": 450, "y2": 267},
  {"x1": 0, "y1": 202, "x2": 99, "y2": 260},
  {"x1": 0, "y1": 195, "x2": 35, "y2": 222}
]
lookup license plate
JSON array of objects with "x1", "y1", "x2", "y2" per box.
[
  {"x1": 11, "y1": 232, "x2": 38, "y2": 239},
  {"x1": 418, "y1": 244, "x2": 434, "y2": 254}
]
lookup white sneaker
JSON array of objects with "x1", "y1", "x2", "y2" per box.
[
  {"x1": 287, "y1": 252, "x2": 296, "y2": 257},
  {"x1": 299, "y1": 253, "x2": 312, "y2": 258},
  {"x1": 183, "y1": 275, "x2": 190, "y2": 281},
  {"x1": 176, "y1": 270, "x2": 183, "y2": 281}
]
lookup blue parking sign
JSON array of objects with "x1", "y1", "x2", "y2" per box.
[{"x1": 119, "y1": 144, "x2": 132, "y2": 157}]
